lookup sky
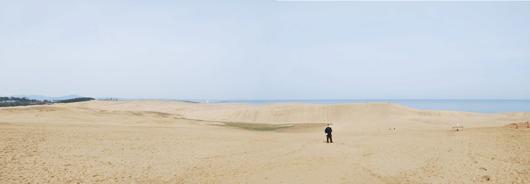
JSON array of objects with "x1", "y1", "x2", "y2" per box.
[{"x1": 1, "y1": 0, "x2": 529, "y2": 100}]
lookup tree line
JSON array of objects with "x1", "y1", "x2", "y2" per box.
[
  {"x1": 55, "y1": 97, "x2": 95, "y2": 103},
  {"x1": 0, "y1": 97, "x2": 95, "y2": 107}
]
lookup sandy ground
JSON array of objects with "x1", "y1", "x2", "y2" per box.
[{"x1": 1, "y1": 101, "x2": 529, "y2": 183}]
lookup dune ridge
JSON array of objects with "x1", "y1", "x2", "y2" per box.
[{"x1": 73, "y1": 100, "x2": 530, "y2": 130}]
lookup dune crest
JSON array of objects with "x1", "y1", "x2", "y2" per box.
[{"x1": 70, "y1": 101, "x2": 530, "y2": 130}]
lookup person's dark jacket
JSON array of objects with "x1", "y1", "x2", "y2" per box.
[{"x1": 325, "y1": 127, "x2": 332, "y2": 136}]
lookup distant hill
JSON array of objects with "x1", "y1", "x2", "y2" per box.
[
  {"x1": 9, "y1": 95, "x2": 208, "y2": 103},
  {"x1": 10, "y1": 95, "x2": 84, "y2": 101}
]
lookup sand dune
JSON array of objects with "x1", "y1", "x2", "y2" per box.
[
  {"x1": 1, "y1": 101, "x2": 529, "y2": 183},
  {"x1": 73, "y1": 100, "x2": 529, "y2": 130}
]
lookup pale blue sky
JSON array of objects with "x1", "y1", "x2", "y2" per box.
[{"x1": 1, "y1": 1, "x2": 529, "y2": 100}]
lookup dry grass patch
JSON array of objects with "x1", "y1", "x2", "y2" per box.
[
  {"x1": 211, "y1": 122, "x2": 331, "y2": 132},
  {"x1": 217, "y1": 122, "x2": 294, "y2": 131}
]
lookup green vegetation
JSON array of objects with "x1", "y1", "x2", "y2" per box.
[
  {"x1": 56, "y1": 97, "x2": 94, "y2": 103},
  {"x1": 217, "y1": 122, "x2": 294, "y2": 131},
  {"x1": 0, "y1": 97, "x2": 45, "y2": 107},
  {"x1": 0, "y1": 97, "x2": 95, "y2": 107}
]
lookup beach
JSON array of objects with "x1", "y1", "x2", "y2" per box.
[{"x1": 1, "y1": 100, "x2": 529, "y2": 183}]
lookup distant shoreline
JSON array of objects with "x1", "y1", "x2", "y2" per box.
[{"x1": 2, "y1": 98, "x2": 529, "y2": 114}]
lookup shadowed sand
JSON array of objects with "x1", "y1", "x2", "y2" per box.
[{"x1": 1, "y1": 101, "x2": 529, "y2": 183}]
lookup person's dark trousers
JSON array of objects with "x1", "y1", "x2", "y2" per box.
[{"x1": 327, "y1": 135, "x2": 332, "y2": 143}]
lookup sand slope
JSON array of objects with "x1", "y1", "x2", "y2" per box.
[
  {"x1": 1, "y1": 101, "x2": 529, "y2": 183},
  {"x1": 75, "y1": 100, "x2": 530, "y2": 130}
]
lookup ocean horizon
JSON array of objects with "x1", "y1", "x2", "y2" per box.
[{"x1": 212, "y1": 99, "x2": 530, "y2": 114}]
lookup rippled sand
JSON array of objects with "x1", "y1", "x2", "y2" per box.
[{"x1": 1, "y1": 101, "x2": 529, "y2": 183}]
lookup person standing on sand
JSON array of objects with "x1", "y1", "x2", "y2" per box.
[{"x1": 325, "y1": 124, "x2": 333, "y2": 143}]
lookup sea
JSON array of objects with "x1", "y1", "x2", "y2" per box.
[{"x1": 213, "y1": 100, "x2": 530, "y2": 114}]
